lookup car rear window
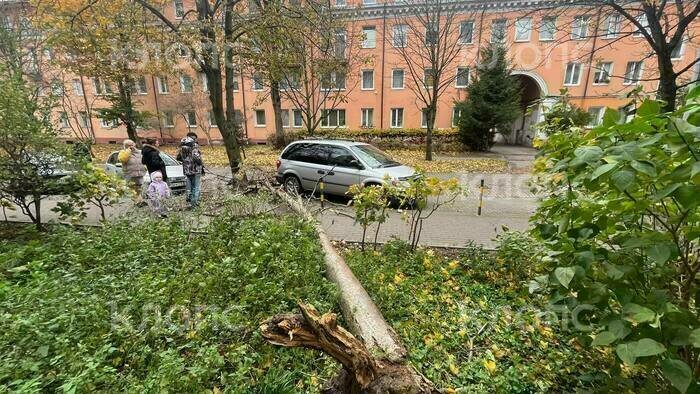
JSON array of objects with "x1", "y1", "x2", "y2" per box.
[{"x1": 283, "y1": 143, "x2": 332, "y2": 165}]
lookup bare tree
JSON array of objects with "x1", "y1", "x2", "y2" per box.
[
  {"x1": 533, "y1": 0, "x2": 700, "y2": 112},
  {"x1": 391, "y1": 0, "x2": 472, "y2": 160}
]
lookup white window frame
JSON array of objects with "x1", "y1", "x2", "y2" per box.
[
  {"x1": 539, "y1": 17, "x2": 556, "y2": 41},
  {"x1": 334, "y1": 0, "x2": 346, "y2": 7},
  {"x1": 392, "y1": 24, "x2": 408, "y2": 48},
  {"x1": 420, "y1": 108, "x2": 428, "y2": 128},
  {"x1": 59, "y1": 112, "x2": 70, "y2": 128},
  {"x1": 623, "y1": 61, "x2": 644, "y2": 85},
  {"x1": 321, "y1": 71, "x2": 346, "y2": 91},
  {"x1": 587, "y1": 107, "x2": 604, "y2": 127},
  {"x1": 571, "y1": 16, "x2": 589, "y2": 40},
  {"x1": 252, "y1": 72, "x2": 264, "y2": 91},
  {"x1": 293, "y1": 109, "x2": 303, "y2": 128},
  {"x1": 99, "y1": 117, "x2": 118, "y2": 129},
  {"x1": 452, "y1": 107, "x2": 462, "y2": 127},
  {"x1": 254, "y1": 109, "x2": 266, "y2": 127},
  {"x1": 77, "y1": 112, "x2": 89, "y2": 128},
  {"x1": 163, "y1": 111, "x2": 175, "y2": 128},
  {"x1": 185, "y1": 111, "x2": 197, "y2": 128},
  {"x1": 72, "y1": 79, "x2": 84, "y2": 96},
  {"x1": 361, "y1": 108, "x2": 373, "y2": 128},
  {"x1": 514, "y1": 17, "x2": 532, "y2": 42},
  {"x1": 180, "y1": 74, "x2": 193, "y2": 93},
  {"x1": 390, "y1": 108, "x2": 403, "y2": 129},
  {"x1": 423, "y1": 68, "x2": 434, "y2": 88},
  {"x1": 459, "y1": 21, "x2": 474, "y2": 44},
  {"x1": 320, "y1": 109, "x2": 346, "y2": 128},
  {"x1": 132, "y1": 76, "x2": 148, "y2": 95},
  {"x1": 491, "y1": 19, "x2": 507, "y2": 43},
  {"x1": 361, "y1": 70, "x2": 374, "y2": 90},
  {"x1": 281, "y1": 109, "x2": 290, "y2": 128},
  {"x1": 564, "y1": 63, "x2": 583, "y2": 86},
  {"x1": 363, "y1": 0, "x2": 377, "y2": 4},
  {"x1": 391, "y1": 69, "x2": 404, "y2": 89},
  {"x1": 208, "y1": 111, "x2": 218, "y2": 128},
  {"x1": 633, "y1": 13, "x2": 649, "y2": 37},
  {"x1": 92, "y1": 78, "x2": 112, "y2": 96},
  {"x1": 671, "y1": 38, "x2": 686, "y2": 60},
  {"x1": 424, "y1": 23, "x2": 438, "y2": 46},
  {"x1": 455, "y1": 67, "x2": 470, "y2": 88},
  {"x1": 593, "y1": 62, "x2": 613, "y2": 85},
  {"x1": 603, "y1": 14, "x2": 621, "y2": 39},
  {"x1": 157, "y1": 76, "x2": 169, "y2": 94},
  {"x1": 200, "y1": 73, "x2": 209, "y2": 92},
  {"x1": 362, "y1": 26, "x2": 376, "y2": 49}
]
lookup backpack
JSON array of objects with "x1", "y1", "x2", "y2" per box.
[{"x1": 118, "y1": 149, "x2": 131, "y2": 164}]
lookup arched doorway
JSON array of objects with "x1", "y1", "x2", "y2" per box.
[{"x1": 501, "y1": 71, "x2": 548, "y2": 146}]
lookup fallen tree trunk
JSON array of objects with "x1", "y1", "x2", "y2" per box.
[
  {"x1": 266, "y1": 184, "x2": 406, "y2": 361},
  {"x1": 261, "y1": 303, "x2": 435, "y2": 393}
]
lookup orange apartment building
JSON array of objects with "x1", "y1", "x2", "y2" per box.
[{"x1": 2, "y1": 0, "x2": 699, "y2": 146}]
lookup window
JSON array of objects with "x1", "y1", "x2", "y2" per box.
[
  {"x1": 571, "y1": 16, "x2": 589, "y2": 40},
  {"x1": 603, "y1": 14, "x2": 621, "y2": 39},
  {"x1": 425, "y1": 23, "x2": 438, "y2": 45},
  {"x1": 361, "y1": 70, "x2": 374, "y2": 90},
  {"x1": 100, "y1": 117, "x2": 119, "y2": 128},
  {"x1": 593, "y1": 62, "x2": 612, "y2": 84},
  {"x1": 321, "y1": 71, "x2": 346, "y2": 90},
  {"x1": 281, "y1": 109, "x2": 290, "y2": 128},
  {"x1": 392, "y1": 69, "x2": 404, "y2": 89},
  {"x1": 393, "y1": 24, "x2": 408, "y2": 48},
  {"x1": 334, "y1": 30, "x2": 347, "y2": 58},
  {"x1": 390, "y1": 108, "x2": 403, "y2": 128},
  {"x1": 320, "y1": 109, "x2": 346, "y2": 128},
  {"x1": 515, "y1": 17, "x2": 532, "y2": 42},
  {"x1": 293, "y1": 109, "x2": 303, "y2": 127},
  {"x1": 361, "y1": 108, "x2": 373, "y2": 128},
  {"x1": 540, "y1": 17, "x2": 556, "y2": 41},
  {"x1": 363, "y1": 0, "x2": 377, "y2": 4},
  {"x1": 174, "y1": 0, "x2": 184, "y2": 19},
  {"x1": 177, "y1": 44, "x2": 188, "y2": 58},
  {"x1": 1, "y1": 16, "x2": 11, "y2": 30},
  {"x1": 208, "y1": 111, "x2": 217, "y2": 127},
  {"x1": 163, "y1": 111, "x2": 175, "y2": 128},
  {"x1": 491, "y1": 19, "x2": 507, "y2": 43},
  {"x1": 452, "y1": 107, "x2": 462, "y2": 127},
  {"x1": 77, "y1": 112, "x2": 89, "y2": 128},
  {"x1": 132, "y1": 76, "x2": 148, "y2": 94},
  {"x1": 328, "y1": 146, "x2": 358, "y2": 168},
  {"x1": 420, "y1": 108, "x2": 428, "y2": 128},
  {"x1": 157, "y1": 76, "x2": 169, "y2": 94},
  {"x1": 459, "y1": 21, "x2": 474, "y2": 44},
  {"x1": 186, "y1": 111, "x2": 197, "y2": 127},
  {"x1": 335, "y1": 0, "x2": 346, "y2": 7},
  {"x1": 624, "y1": 61, "x2": 643, "y2": 85},
  {"x1": 50, "y1": 80, "x2": 64, "y2": 97},
  {"x1": 362, "y1": 26, "x2": 376, "y2": 49},
  {"x1": 93, "y1": 78, "x2": 112, "y2": 96},
  {"x1": 59, "y1": 112, "x2": 69, "y2": 128},
  {"x1": 564, "y1": 63, "x2": 583, "y2": 85},
  {"x1": 200, "y1": 73, "x2": 209, "y2": 92},
  {"x1": 455, "y1": 67, "x2": 470, "y2": 87},
  {"x1": 180, "y1": 74, "x2": 193, "y2": 93},
  {"x1": 587, "y1": 107, "x2": 604, "y2": 127},
  {"x1": 232, "y1": 71, "x2": 240, "y2": 91},
  {"x1": 255, "y1": 109, "x2": 266, "y2": 126},
  {"x1": 423, "y1": 68, "x2": 434, "y2": 88},
  {"x1": 634, "y1": 13, "x2": 649, "y2": 37},
  {"x1": 72, "y1": 79, "x2": 84, "y2": 96},
  {"x1": 252, "y1": 72, "x2": 264, "y2": 90},
  {"x1": 671, "y1": 38, "x2": 685, "y2": 60}
]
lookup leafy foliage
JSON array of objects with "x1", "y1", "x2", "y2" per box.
[
  {"x1": 531, "y1": 86, "x2": 700, "y2": 392},
  {"x1": 536, "y1": 89, "x2": 592, "y2": 136},
  {"x1": 457, "y1": 42, "x2": 522, "y2": 152},
  {"x1": 345, "y1": 239, "x2": 613, "y2": 392},
  {"x1": 0, "y1": 209, "x2": 338, "y2": 391},
  {"x1": 348, "y1": 183, "x2": 391, "y2": 251}
]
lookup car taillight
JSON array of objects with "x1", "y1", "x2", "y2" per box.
[{"x1": 276, "y1": 159, "x2": 281, "y2": 170}]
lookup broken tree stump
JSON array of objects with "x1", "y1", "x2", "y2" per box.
[{"x1": 260, "y1": 303, "x2": 435, "y2": 393}]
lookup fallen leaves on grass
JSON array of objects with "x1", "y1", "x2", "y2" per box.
[{"x1": 386, "y1": 150, "x2": 508, "y2": 173}]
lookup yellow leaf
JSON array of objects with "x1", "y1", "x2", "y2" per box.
[
  {"x1": 449, "y1": 363, "x2": 460, "y2": 375},
  {"x1": 483, "y1": 359, "x2": 497, "y2": 374}
]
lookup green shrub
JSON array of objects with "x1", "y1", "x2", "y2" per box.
[
  {"x1": 0, "y1": 208, "x2": 338, "y2": 392},
  {"x1": 536, "y1": 89, "x2": 592, "y2": 136}
]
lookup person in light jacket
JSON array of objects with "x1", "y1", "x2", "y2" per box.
[{"x1": 119, "y1": 139, "x2": 147, "y2": 205}]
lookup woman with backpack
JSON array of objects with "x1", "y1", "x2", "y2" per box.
[
  {"x1": 141, "y1": 138, "x2": 167, "y2": 181},
  {"x1": 176, "y1": 133, "x2": 204, "y2": 209},
  {"x1": 118, "y1": 139, "x2": 147, "y2": 205}
]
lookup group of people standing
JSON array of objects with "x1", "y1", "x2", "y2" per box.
[{"x1": 119, "y1": 132, "x2": 205, "y2": 217}]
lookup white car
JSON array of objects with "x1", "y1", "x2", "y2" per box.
[{"x1": 104, "y1": 150, "x2": 188, "y2": 195}]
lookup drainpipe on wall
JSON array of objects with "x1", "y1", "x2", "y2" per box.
[
  {"x1": 580, "y1": 9, "x2": 602, "y2": 108},
  {"x1": 379, "y1": 0, "x2": 387, "y2": 129}
]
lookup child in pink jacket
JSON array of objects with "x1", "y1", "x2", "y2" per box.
[{"x1": 147, "y1": 171, "x2": 171, "y2": 218}]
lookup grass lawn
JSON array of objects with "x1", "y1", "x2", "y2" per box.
[
  {"x1": 91, "y1": 144, "x2": 509, "y2": 173},
  {"x1": 0, "y1": 204, "x2": 339, "y2": 392}
]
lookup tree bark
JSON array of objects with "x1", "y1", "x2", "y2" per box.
[
  {"x1": 270, "y1": 80, "x2": 285, "y2": 148},
  {"x1": 261, "y1": 303, "x2": 435, "y2": 393},
  {"x1": 657, "y1": 56, "x2": 678, "y2": 112}
]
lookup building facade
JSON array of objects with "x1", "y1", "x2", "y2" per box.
[{"x1": 2, "y1": 0, "x2": 699, "y2": 145}]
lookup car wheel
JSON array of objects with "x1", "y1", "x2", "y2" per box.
[{"x1": 283, "y1": 175, "x2": 303, "y2": 196}]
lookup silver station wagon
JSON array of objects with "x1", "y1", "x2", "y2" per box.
[{"x1": 275, "y1": 140, "x2": 416, "y2": 195}]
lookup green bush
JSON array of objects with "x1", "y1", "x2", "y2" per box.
[
  {"x1": 531, "y1": 86, "x2": 700, "y2": 392},
  {"x1": 0, "y1": 208, "x2": 338, "y2": 391},
  {"x1": 536, "y1": 89, "x2": 592, "y2": 136},
  {"x1": 345, "y1": 240, "x2": 613, "y2": 392}
]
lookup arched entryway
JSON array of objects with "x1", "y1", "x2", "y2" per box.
[{"x1": 501, "y1": 71, "x2": 549, "y2": 146}]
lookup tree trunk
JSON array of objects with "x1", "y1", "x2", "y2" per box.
[
  {"x1": 425, "y1": 105, "x2": 435, "y2": 161},
  {"x1": 261, "y1": 303, "x2": 435, "y2": 393},
  {"x1": 33, "y1": 196, "x2": 42, "y2": 231},
  {"x1": 270, "y1": 80, "x2": 285, "y2": 148},
  {"x1": 657, "y1": 56, "x2": 678, "y2": 112}
]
